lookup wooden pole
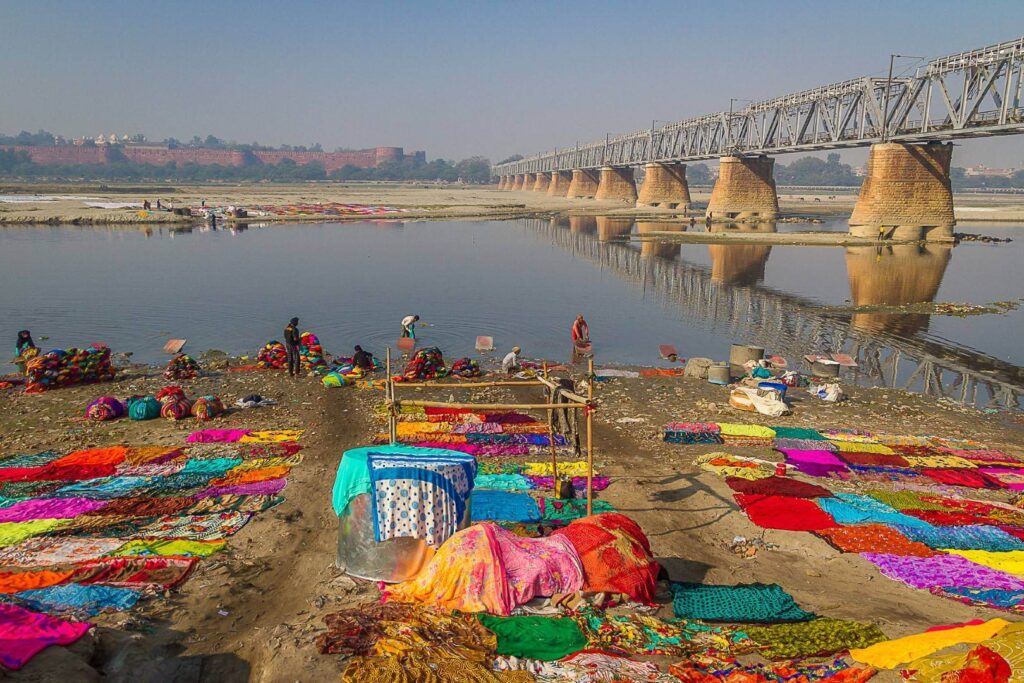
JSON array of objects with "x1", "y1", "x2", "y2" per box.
[
  {"x1": 544, "y1": 363, "x2": 559, "y2": 489},
  {"x1": 586, "y1": 357, "x2": 594, "y2": 516},
  {"x1": 392, "y1": 380, "x2": 544, "y2": 389},
  {"x1": 532, "y1": 373, "x2": 590, "y2": 404},
  {"x1": 395, "y1": 399, "x2": 585, "y2": 411},
  {"x1": 386, "y1": 347, "x2": 396, "y2": 445}
]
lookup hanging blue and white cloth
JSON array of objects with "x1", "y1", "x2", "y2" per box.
[{"x1": 367, "y1": 449, "x2": 476, "y2": 547}]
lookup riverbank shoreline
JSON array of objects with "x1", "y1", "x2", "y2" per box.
[{"x1": 3, "y1": 182, "x2": 1024, "y2": 226}]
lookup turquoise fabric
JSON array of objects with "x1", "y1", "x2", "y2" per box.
[
  {"x1": 817, "y1": 492, "x2": 933, "y2": 529},
  {"x1": 670, "y1": 582, "x2": 816, "y2": 623},
  {"x1": 331, "y1": 445, "x2": 477, "y2": 517},
  {"x1": 474, "y1": 473, "x2": 532, "y2": 490}
]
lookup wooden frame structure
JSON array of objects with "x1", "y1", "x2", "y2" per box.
[{"x1": 384, "y1": 348, "x2": 599, "y2": 514}]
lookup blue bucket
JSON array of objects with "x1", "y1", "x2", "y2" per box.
[{"x1": 758, "y1": 381, "x2": 787, "y2": 398}]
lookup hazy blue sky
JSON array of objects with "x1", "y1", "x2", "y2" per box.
[{"x1": 3, "y1": 1, "x2": 1023, "y2": 166}]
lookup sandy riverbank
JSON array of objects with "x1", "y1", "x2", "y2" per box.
[
  {"x1": 3, "y1": 182, "x2": 1024, "y2": 226},
  {"x1": 1, "y1": 349, "x2": 1021, "y2": 680}
]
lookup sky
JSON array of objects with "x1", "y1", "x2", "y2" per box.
[{"x1": 2, "y1": 0, "x2": 1023, "y2": 166}]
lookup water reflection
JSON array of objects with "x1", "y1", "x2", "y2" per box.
[
  {"x1": 634, "y1": 222, "x2": 683, "y2": 260},
  {"x1": 595, "y1": 216, "x2": 633, "y2": 241},
  {"x1": 707, "y1": 222, "x2": 776, "y2": 286},
  {"x1": 569, "y1": 215, "x2": 596, "y2": 234},
  {"x1": 846, "y1": 244, "x2": 952, "y2": 336}
]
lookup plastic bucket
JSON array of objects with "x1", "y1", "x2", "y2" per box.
[{"x1": 759, "y1": 381, "x2": 787, "y2": 398}]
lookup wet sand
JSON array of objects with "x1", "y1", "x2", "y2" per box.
[{"x1": 2, "y1": 355, "x2": 1021, "y2": 681}]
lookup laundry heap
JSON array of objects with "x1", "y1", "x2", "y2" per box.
[
  {"x1": 163, "y1": 354, "x2": 201, "y2": 380},
  {"x1": 0, "y1": 428, "x2": 303, "y2": 670},
  {"x1": 24, "y1": 345, "x2": 115, "y2": 393}
]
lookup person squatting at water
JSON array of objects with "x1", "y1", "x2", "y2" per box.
[
  {"x1": 284, "y1": 317, "x2": 301, "y2": 377},
  {"x1": 571, "y1": 315, "x2": 591, "y2": 361},
  {"x1": 401, "y1": 314, "x2": 419, "y2": 339},
  {"x1": 502, "y1": 346, "x2": 521, "y2": 375},
  {"x1": 15, "y1": 330, "x2": 36, "y2": 359},
  {"x1": 352, "y1": 345, "x2": 374, "y2": 371}
]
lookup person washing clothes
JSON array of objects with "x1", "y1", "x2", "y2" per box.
[
  {"x1": 571, "y1": 315, "x2": 591, "y2": 361},
  {"x1": 401, "y1": 315, "x2": 419, "y2": 339},
  {"x1": 284, "y1": 317, "x2": 301, "y2": 377},
  {"x1": 352, "y1": 345, "x2": 375, "y2": 371},
  {"x1": 502, "y1": 347, "x2": 522, "y2": 375},
  {"x1": 15, "y1": 330, "x2": 36, "y2": 358}
]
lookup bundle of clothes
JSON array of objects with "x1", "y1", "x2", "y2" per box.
[
  {"x1": 191, "y1": 395, "x2": 225, "y2": 421},
  {"x1": 153, "y1": 386, "x2": 224, "y2": 422},
  {"x1": 450, "y1": 357, "x2": 481, "y2": 378},
  {"x1": 299, "y1": 332, "x2": 328, "y2": 372},
  {"x1": 84, "y1": 387, "x2": 222, "y2": 423},
  {"x1": 85, "y1": 396, "x2": 125, "y2": 421},
  {"x1": 164, "y1": 354, "x2": 201, "y2": 380},
  {"x1": 399, "y1": 347, "x2": 448, "y2": 381},
  {"x1": 256, "y1": 342, "x2": 287, "y2": 369},
  {"x1": 25, "y1": 345, "x2": 115, "y2": 393}
]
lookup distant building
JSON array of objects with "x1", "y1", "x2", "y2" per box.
[
  {"x1": 854, "y1": 165, "x2": 868, "y2": 177},
  {"x1": 964, "y1": 164, "x2": 1016, "y2": 178}
]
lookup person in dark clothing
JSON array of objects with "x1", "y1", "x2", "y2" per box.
[
  {"x1": 352, "y1": 345, "x2": 374, "y2": 371},
  {"x1": 284, "y1": 318, "x2": 301, "y2": 377},
  {"x1": 15, "y1": 330, "x2": 35, "y2": 357}
]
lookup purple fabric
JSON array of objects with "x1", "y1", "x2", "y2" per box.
[
  {"x1": 0, "y1": 498, "x2": 108, "y2": 522},
  {"x1": 198, "y1": 478, "x2": 288, "y2": 498},
  {"x1": 777, "y1": 449, "x2": 849, "y2": 478},
  {"x1": 526, "y1": 475, "x2": 611, "y2": 493},
  {"x1": 187, "y1": 429, "x2": 251, "y2": 443},
  {"x1": 862, "y1": 552, "x2": 1024, "y2": 591}
]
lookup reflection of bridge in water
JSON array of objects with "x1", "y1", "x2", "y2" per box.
[{"x1": 530, "y1": 217, "x2": 1022, "y2": 409}]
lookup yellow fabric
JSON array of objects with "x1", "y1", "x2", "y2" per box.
[
  {"x1": 850, "y1": 618, "x2": 1010, "y2": 669},
  {"x1": 523, "y1": 461, "x2": 592, "y2": 477},
  {"x1": 829, "y1": 441, "x2": 896, "y2": 455},
  {"x1": 825, "y1": 432, "x2": 878, "y2": 443},
  {"x1": 873, "y1": 434, "x2": 931, "y2": 447},
  {"x1": 111, "y1": 538, "x2": 226, "y2": 557},
  {"x1": 903, "y1": 455, "x2": 977, "y2": 469},
  {"x1": 230, "y1": 455, "x2": 303, "y2": 471},
  {"x1": 716, "y1": 423, "x2": 776, "y2": 438},
  {"x1": 396, "y1": 422, "x2": 452, "y2": 436},
  {"x1": 0, "y1": 519, "x2": 66, "y2": 548},
  {"x1": 942, "y1": 549, "x2": 1024, "y2": 578},
  {"x1": 903, "y1": 622, "x2": 1024, "y2": 682},
  {"x1": 239, "y1": 429, "x2": 304, "y2": 443},
  {"x1": 695, "y1": 453, "x2": 773, "y2": 480}
]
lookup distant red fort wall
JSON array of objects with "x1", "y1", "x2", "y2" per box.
[{"x1": 1, "y1": 144, "x2": 421, "y2": 171}]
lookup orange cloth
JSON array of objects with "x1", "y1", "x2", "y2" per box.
[
  {"x1": 552, "y1": 513, "x2": 659, "y2": 603},
  {"x1": 209, "y1": 465, "x2": 290, "y2": 487},
  {"x1": 52, "y1": 446, "x2": 128, "y2": 467},
  {"x1": 0, "y1": 567, "x2": 76, "y2": 593}
]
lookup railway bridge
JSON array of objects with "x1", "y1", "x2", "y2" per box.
[{"x1": 496, "y1": 37, "x2": 1024, "y2": 242}]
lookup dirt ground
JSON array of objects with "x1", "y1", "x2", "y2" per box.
[
  {"x1": 1, "y1": 353, "x2": 1022, "y2": 682},
  {"x1": 3, "y1": 181, "x2": 1024, "y2": 225}
]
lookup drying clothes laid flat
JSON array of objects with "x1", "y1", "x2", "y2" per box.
[
  {"x1": 734, "y1": 494, "x2": 837, "y2": 531},
  {"x1": 539, "y1": 498, "x2": 615, "y2": 524},
  {"x1": 571, "y1": 608, "x2": 713, "y2": 656},
  {"x1": 814, "y1": 525, "x2": 938, "y2": 557},
  {"x1": 135, "y1": 512, "x2": 252, "y2": 540},
  {"x1": 696, "y1": 453, "x2": 773, "y2": 481},
  {"x1": 478, "y1": 613, "x2": 588, "y2": 661},
  {"x1": 0, "y1": 536, "x2": 125, "y2": 567},
  {"x1": 717, "y1": 423, "x2": 776, "y2": 438},
  {"x1": 864, "y1": 490, "x2": 948, "y2": 512},
  {"x1": 848, "y1": 618, "x2": 1010, "y2": 669},
  {"x1": 836, "y1": 451, "x2": 911, "y2": 468},
  {"x1": 861, "y1": 553, "x2": 1024, "y2": 591},
  {"x1": 670, "y1": 582, "x2": 816, "y2": 622},
  {"x1": 726, "y1": 476, "x2": 833, "y2": 499},
  {"x1": 495, "y1": 649, "x2": 676, "y2": 682},
  {"x1": 900, "y1": 621, "x2": 1024, "y2": 681},
  {"x1": 664, "y1": 422, "x2": 722, "y2": 445},
  {"x1": 941, "y1": 549, "x2": 1024, "y2": 578},
  {"x1": 771, "y1": 427, "x2": 826, "y2": 440},
  {"x1": 777, "y1": 449, "x2": 849, "y2": 478},
  {"x1": 238, "y1": 430, "x2": 303, "y2": 443},
  {"x1": 920, "y1": 468, "x2": 1001, "y2": 489},
  {"x1": 14, "y1": 583, "x2": 141, "y2": 616},
  {"x1": 745, "y1": 618, "x2": 887, "y2": 659},
  {"x1": 55, "y1": 476, "x2": 154, "y2": 499},
  {"x1": 553, "y1": 513, "x2": 659, "y2": 603},
  {"x1": 109, "y1": 538, "x2": 226, "y2": 558},
  {"x1": 199, "y1": 479, "x2": 288, "y2": 498},
  {"x1": 816, "y1": 493, "x2": 933, "y2": 529},
  {"x1": 340, "y1": 656, "x2": 533, "y2": 683},
  {"x1": 775, "y1": 438, "x2": 839, "y2": 452},
  {"x1": 893, "y1": 523, "x2": 1024, "y2": 552},
  {"x1": 828, "y1": 441, "x2": 896, "y2": 455},
  {"x1": 367, "y1": 450, "x2": 475, "y2": 548},
  {"x1": 0, "y1": 519, "x2": 66, "y2": 548},
  {"x1": 523, "y1": 461, "x2": 591, "y2": 477},
  {"x1": 526, "y1": 476, "x2": 611, "y2": 495},
  {"x1": 470, "y1": 490, "x2": 540, "y2": 523},
  {"x1": 473, "y1": 474, "x2": 532, "y2": 490},
  {"x1": 903, "y1": 455, "x2": 978, "y2": 469},
  {"x1": 186, "y1": 429, "x2": 252, "y2": 443},
  {"x1": 384, "y1": 523, "x2": 583, "y2": 615},
  {"x1": 0, "y1": 604, "x2": 91, "y2": 670},
  {"x1": 669, "y1": 653, "x2": 876, "y2": 683}
]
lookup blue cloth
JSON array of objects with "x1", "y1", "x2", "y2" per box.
[
  {"x1": 817, "y1": 492, "x2": 934, "y2": 529},
  {"x1": 54, "y1": 476, "x2": 153, "y2": 499},
  {"x1": 181, "y1": 457, "x2": 243, "y2": 477},
  {"x1": 15, "y1": 583, "x2": 141, "y2": 615},
  {"x1": 0, "y1": 451, "x2": 61, "y2": 469},
  {"x1": 367, "y1": 450, "x2": 477, "y2": 547},
  {"x1": 894, "y1": 524, "x2": 1024, "y2": 551},
  {"x1": 471, "y1": 490, "x2": 541, "y2": 523},
  {"x1": 942, "y1": 586, "x2": 1024, "y2": 608},
  {"x1": 474, "y1": 474, "x2": 533, "y2": 490}
]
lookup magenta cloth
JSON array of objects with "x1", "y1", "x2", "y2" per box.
[
  {"x1": 186, "y1": 429, "x2": 252, "y2": 443},
  {"x1": 861, "y1": 552, "x2": 1024, "y2": 591},
  {"x1": 777, "y1": 449, "x2": 849, "y2": 478},
  {"x1": 0, "y1": 498, "x2": 108, "y2": 522},
  {"x1": 0, "y1": 604, "x2": 91, "y2": 670},
  {"x1": 198, "y1": 478, "x2": 288, "y2": 498},
  {"x1": 526, "y1": 476, "x2": 611, "y2": 493},
  {"x1": 978, "y1": 468, "x2": 1024, "y2": 491}
]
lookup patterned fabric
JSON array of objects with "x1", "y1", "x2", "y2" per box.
[
  {"x1": 670, "y1": 582, "x2": 815, "y2": 622},
  {"x1": 814, "y1": 524, "x2": 938, "y2": 557},
  {"x1": 552, "y1": 513, "x2": 659, "y2": 603},
  {"x1": 849, "y1": 618, "x2": 1010, "y2": 669},
  {"x1": 745, "y1": 618, "x2": 887, "y2": 659},
  {"x1": 0, "y1": 604, "x2": 91, "y2": 670},
  {"x1": 862, "y1": 553, "x2": 1024, "y2": 591},
  {"x1": 135, "y1": 512, "x2": 252, "y2": 540},
  {"x1": 0, "y1": 536, "x2": 124, "y2": 567},
  {"x1": 696, "y1": 453, "x2": 773, "y2": 480},
  {"x1": 894, "y1": 524, "x2": 1024, "y2": 551},
  {"x1": 817, "y1": 493, "x2": 933, "y2": 529},
  {"x1": 367, "y1": 451, "x2": 476, "y2": 547},
  {"x1": 14, "y1": 583, "x2": 141, "y2": 616}
]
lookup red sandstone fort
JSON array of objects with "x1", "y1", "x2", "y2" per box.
[{"x1": 0, "y1": 144, "x2": 424, "y2": 173}]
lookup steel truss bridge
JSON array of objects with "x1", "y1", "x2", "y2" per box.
[
  {"x1": 496, "y1": 36, "x2": 1024, "y2": 176},
  {"x1": 525, "y1": 218, "x2": 1022, "y2": 409}
]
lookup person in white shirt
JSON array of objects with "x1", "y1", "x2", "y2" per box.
[
  {"x1": 502, "y1": 346, "x2": 521, "y2": 374},
  {"x1": 401, "y1": 315, "x2": 419, "y2": 339}
]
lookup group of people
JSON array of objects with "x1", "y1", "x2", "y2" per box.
[{"x1": 282, "y1": 317, "x2": 377, "y2": 378}]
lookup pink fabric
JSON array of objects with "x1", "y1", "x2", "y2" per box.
[
  {"x1": 186, "y1": 429, "x2": 252, "y2": 443},
  {"x1": 197, "y1": 478, "x2": 287, "y2": 497},
  {"x1": 0, "y1": 498, "x2": 108, "y2": 522},
  {"x1": 0, "y1": 604, "x2": 91, "y2": 670},
  {"x1": 777, "y1": 449, "x2": 849, "y2": 477},
  {"x1": 978, "y1": 468, "x2": 1024, "y2": 491},
  {"x1": 495, "y1": 525, "x2": 584, "y2": 605}
]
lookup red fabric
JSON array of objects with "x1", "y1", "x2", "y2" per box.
[
  {"x1": 933, "y1": 644, "x2": 1011, "y2": 683},
  {"x1": 902, "y1": 509, "x2": 1004, "y2": 527},
  {"x1": 552, "y1": 513, "x2": 658, "y2": 604},
  {"x1": 51, "y1": 446, "x2": 128, "y2": 467},
  {"x1": 924, "y1": 619, "x2": 986, "y2": 633},
  {"x1": 69, "y1": 557, "x2": 197, "y2": 589},
  {"x1": 921, "y1": 469, "x2": 1002, "y2": 489},
  {"x1": 1000, "y1": 526, "x2": 1024, "y2": 541},
  {"x1": 734, "y1": 494, "x2": 836, "y2": 531},
  {"x1": 835, "y1": 451, "x2": 910, "y2": 468},
  {"x1": 0, "y1": 464, "x2": 117, "y2": 482},
  {"x1": 0, "y1": 468, "x2": 46, "y2": 482},
  {"x1": 726, "y1": 476, "x2": 833, "y2": 499}
]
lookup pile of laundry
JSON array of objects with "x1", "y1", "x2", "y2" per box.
[
  {"x1": 163, "y1": 354, "x2": 201, "y2": 380},
  {"x1": 450, "y1": 357, "x2": 482, "y2": 378},
  {"x1": 398, "y1": 347, "x2": 448, "y2": 381},
  {"x1": 0, "y1": 427, "x2": 303, "y2": 669},
  {"x1": 299, "y1": 332, "x2": 327, "y2": 372},
  {"x1": 256, "y1": 341, "x2": 287, "y2": 369},
  {"x1": 24, "y1": 345, "x2": 115, "y2": 393}
]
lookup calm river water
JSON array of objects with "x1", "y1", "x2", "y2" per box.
[{"x1": 1, "y1": 218, "x2": 1021, "y2": 406}]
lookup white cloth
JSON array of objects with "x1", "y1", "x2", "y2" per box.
[
  {"x1": 401, "y1": 315, "x2": 416, "y2": 331},
  {"x1": 502, "y1": 351, "x2": 519, "y2": 373}
]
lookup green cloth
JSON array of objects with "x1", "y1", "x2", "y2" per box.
[
  {"x1": 864, "y1": 489, "x2": 947, "y2": 511},
  {"x1": 745, "y1": 618, "x2": 887, "y2": 660},
  {"x1": 128, "y1": 396, "x2": 161, "y2": 420},
  {"x1": 477, "y1": 614, "x2": 587, "y2": 661},
  {"x1": 331, "y1": 445, "x2": 475, "y2": 517},
  {"x1": 670, "y1": 582, "x2": 816, "y2": 623},
  {"x1": 540, "y1": 498, "x2": 615, "y2": 524},
  {"x1": 771, "y1": 427, "x2": 825, "y2": 440},
  {"x1": 474, "y1": 474, "x2": 532, "y2": 490}
]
